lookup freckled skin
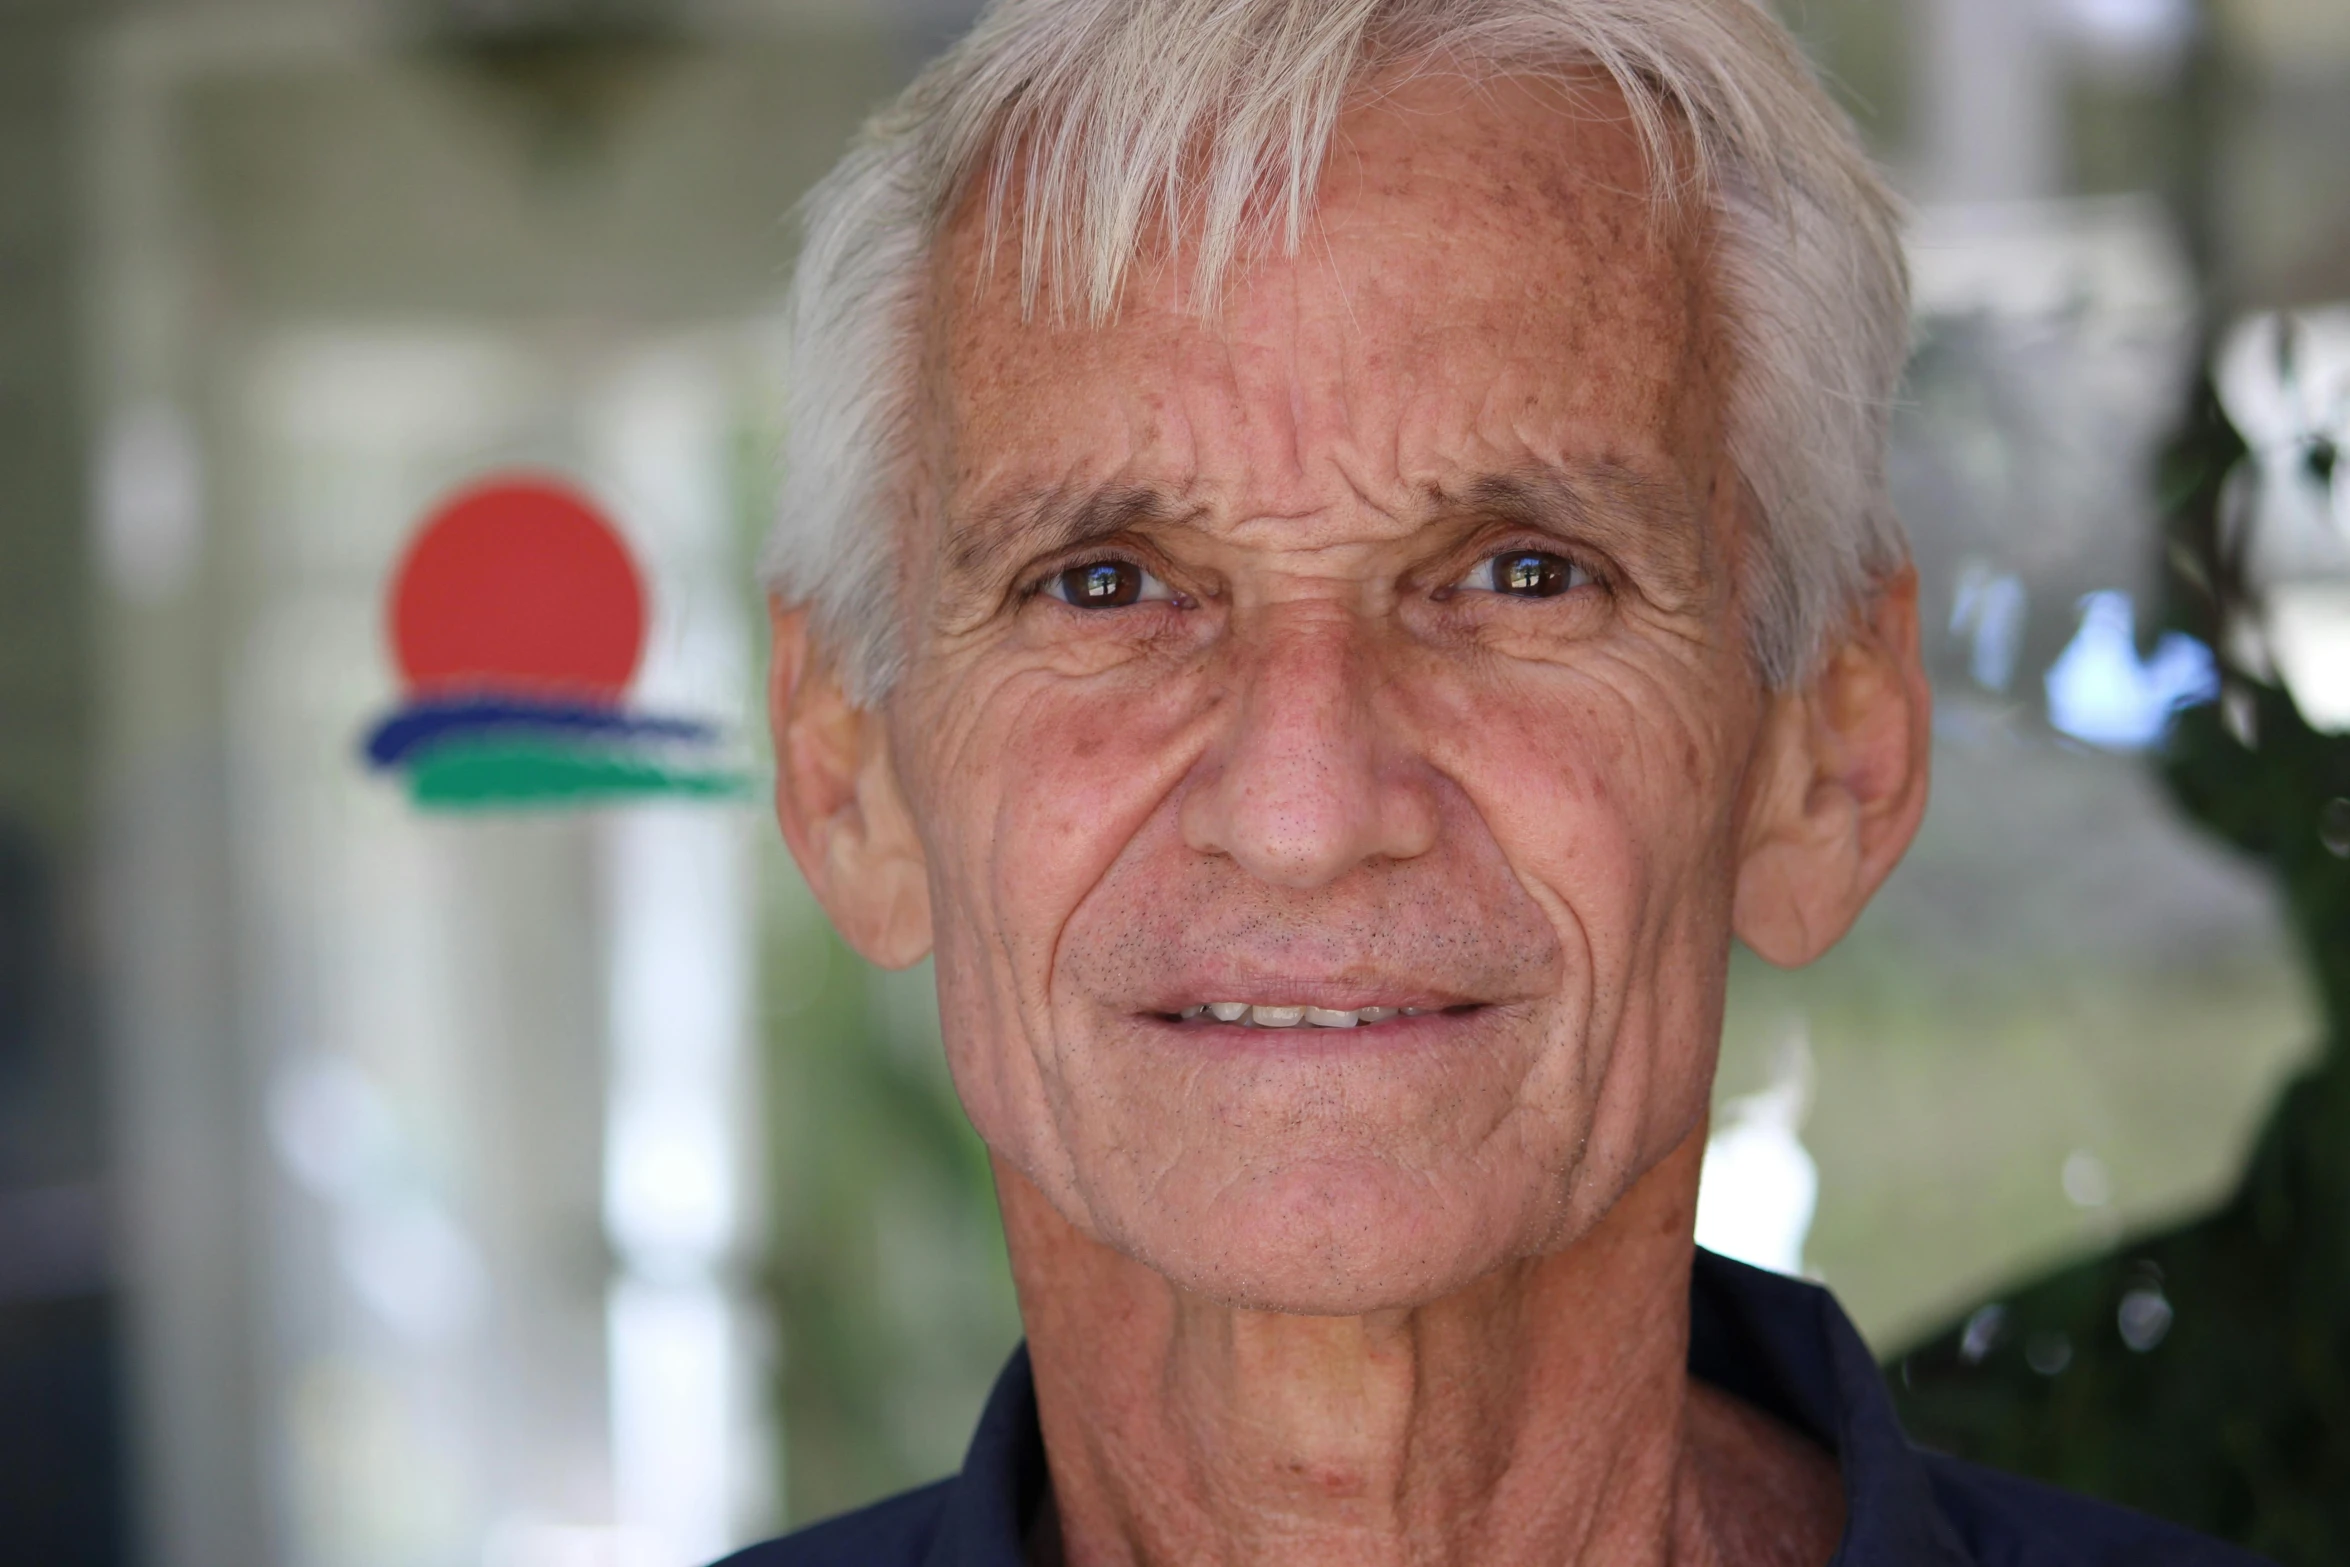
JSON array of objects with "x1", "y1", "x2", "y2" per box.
[
  {"x1": 904, "y1": 73, "x2": 1745, "y2": 1311},
  {"x1": 772, "y1": 68, "x2": 1930, "y2": 1567}
]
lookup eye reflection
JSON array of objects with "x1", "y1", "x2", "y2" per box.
[
  {"x1": 1047, "y1": 559, "x2": 1172, "y2": 609},
  {"x1": 1459, "y1": 549, "x2": 1588, "y2": 598}
]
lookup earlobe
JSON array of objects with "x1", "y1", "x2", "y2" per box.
[
  {"x1": 1732, "y1": 570, "x2": 1932, "y2": 968},
  {"x1": 768, "y1": 602, "x2": 936, "y2": 970}
]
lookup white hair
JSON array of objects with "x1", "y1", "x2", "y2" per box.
[{"x1": 763, "y1": 0, "x2": 1911, "y2": 699}]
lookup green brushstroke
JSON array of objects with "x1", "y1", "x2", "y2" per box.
[{"x1": 406, "y1": 739, "x2": 751, "y2": 811}]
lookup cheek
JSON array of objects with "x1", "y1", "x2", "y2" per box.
[
  {"x1": 1402, "y1": 652, "x2": 1752, "y2": 1198},
  {"x1": 1414, "y1": 652, "x2": 1740, "y2": 890},
  {"x1": 1398, "y1": 643, "x2": 1754, "y2": 1077},
  {"x1": 911, "y1": 656, "x2": 1217, "y2": 1003},
  {"x1": 894, "y1": 657, "x2": 1218, "y2": 1187}
]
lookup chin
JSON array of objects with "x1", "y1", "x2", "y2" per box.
[{"x1": 1094, "y1": 1155, "x2": 1556, "y2": 1316}]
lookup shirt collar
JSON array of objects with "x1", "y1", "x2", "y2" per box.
[
  {"x1": 923, "y1": 1250, "x2": 1974, "y2": 1567},
  {"x1": 1685, "y1": 1250, "x2": 1973, "y2": 1566}
]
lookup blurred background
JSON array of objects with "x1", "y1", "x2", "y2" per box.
[{"x1": 1, "y1": 0, "x2": 2345, "y2": 1563}]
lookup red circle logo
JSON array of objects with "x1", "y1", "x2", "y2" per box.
[{"x1": 389, "y1": 477, "x2": 646, "y2": 704}]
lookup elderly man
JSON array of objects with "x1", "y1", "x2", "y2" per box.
[{"x1": 731, "y1": 1, "x2": 2258, "y2": 1563}]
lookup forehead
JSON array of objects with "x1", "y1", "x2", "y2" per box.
[{"x1": 925, "y1": 71, "x2": 1722, "y2": 540}]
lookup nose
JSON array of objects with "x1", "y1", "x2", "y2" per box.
[{"x1": 1179, "y1": 606, "x2": 1440, "y2": 889}]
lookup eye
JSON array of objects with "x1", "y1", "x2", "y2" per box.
[
  {"x1": 1045, "y1": 558, "x2": 1176, "y2": 609},
  {"x1": 1456, "y1": 548, "x2": 1591, "y2": 598}
]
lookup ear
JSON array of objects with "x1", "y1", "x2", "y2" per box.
[
  {"x1": 768, "y1": 601, "x2": 934, "y2": 969},
  {"x1": 1733, "y1": 568, "x2": 1932, "y2": 967}
]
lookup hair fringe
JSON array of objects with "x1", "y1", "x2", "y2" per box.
[{"x1": 764, "y1": 0, "x2": 1912, "y2": 701}]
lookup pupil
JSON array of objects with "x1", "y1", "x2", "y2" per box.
[
  {"x1": 1500, "y1": 552, "x2": 1565, "y2": 596},
  {"x1": 1064, "y1": 560, "x2": 1139, "y2": 607}
]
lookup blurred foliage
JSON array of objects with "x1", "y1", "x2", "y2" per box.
[
  {"x1": 1889, "y1": 381, "x2": 2350, "y2": 1563},
  {"x1": 731, "y1": 409, "x2": 1021, "y2": 1527},
  {"x1": 1775, "y1": 0, "x2": 1914, "y2": 155},
  {"x1": 753, "y1": 847, "x2": 1023, "y2": 1528}
]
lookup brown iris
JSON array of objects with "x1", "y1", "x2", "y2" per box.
[
  {"x1": 1495, "y1": 550, "x2": 1572, "y2": 597},
  {"x1": 1057, "y1": 560, "x2": 1146, "y2": 607}
]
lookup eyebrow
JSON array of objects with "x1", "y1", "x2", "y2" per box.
[
  {"x1": 942, "y1": 459, "x2": 1705, "y2": 601},
  {"x1": 1450, "y1": 463, "x2": 1708, "y2": 603},
  {"x1": 944, "y1": 481, "x2": 1200, "y2": 589},
  {"x1": 1453, "y1": 463, "x2": 1690, "y2": 542}
]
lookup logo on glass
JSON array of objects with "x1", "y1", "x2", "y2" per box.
[{"x1": 362, "y1": 475, "x2": 747, "y2": 809}]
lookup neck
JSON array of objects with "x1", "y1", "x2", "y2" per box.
[{"x1": 998, "y1": 1135, "x2": 1843, "y2": 1567}]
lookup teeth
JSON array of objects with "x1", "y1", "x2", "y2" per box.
[{"x1": 1188, "y1": 1003, "x2": 1421, "y2": 1028}]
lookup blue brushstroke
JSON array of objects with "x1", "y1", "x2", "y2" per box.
[{"x1": 364, "y1": 694, "x2": 720, "y2": 769}]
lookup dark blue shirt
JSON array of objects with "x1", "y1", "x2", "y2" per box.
[{"x1": 724, "y1": 1250, "x2": 2267, "y2": 1566}]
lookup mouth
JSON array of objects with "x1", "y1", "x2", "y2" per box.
[{"x1": 1153, "y1": 1001, "x2": 1479, "y2": 1030}]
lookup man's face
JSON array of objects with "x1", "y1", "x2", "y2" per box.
[{"x1": 853, "y1": 77, "x2": 1788, "y2": 1313}]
